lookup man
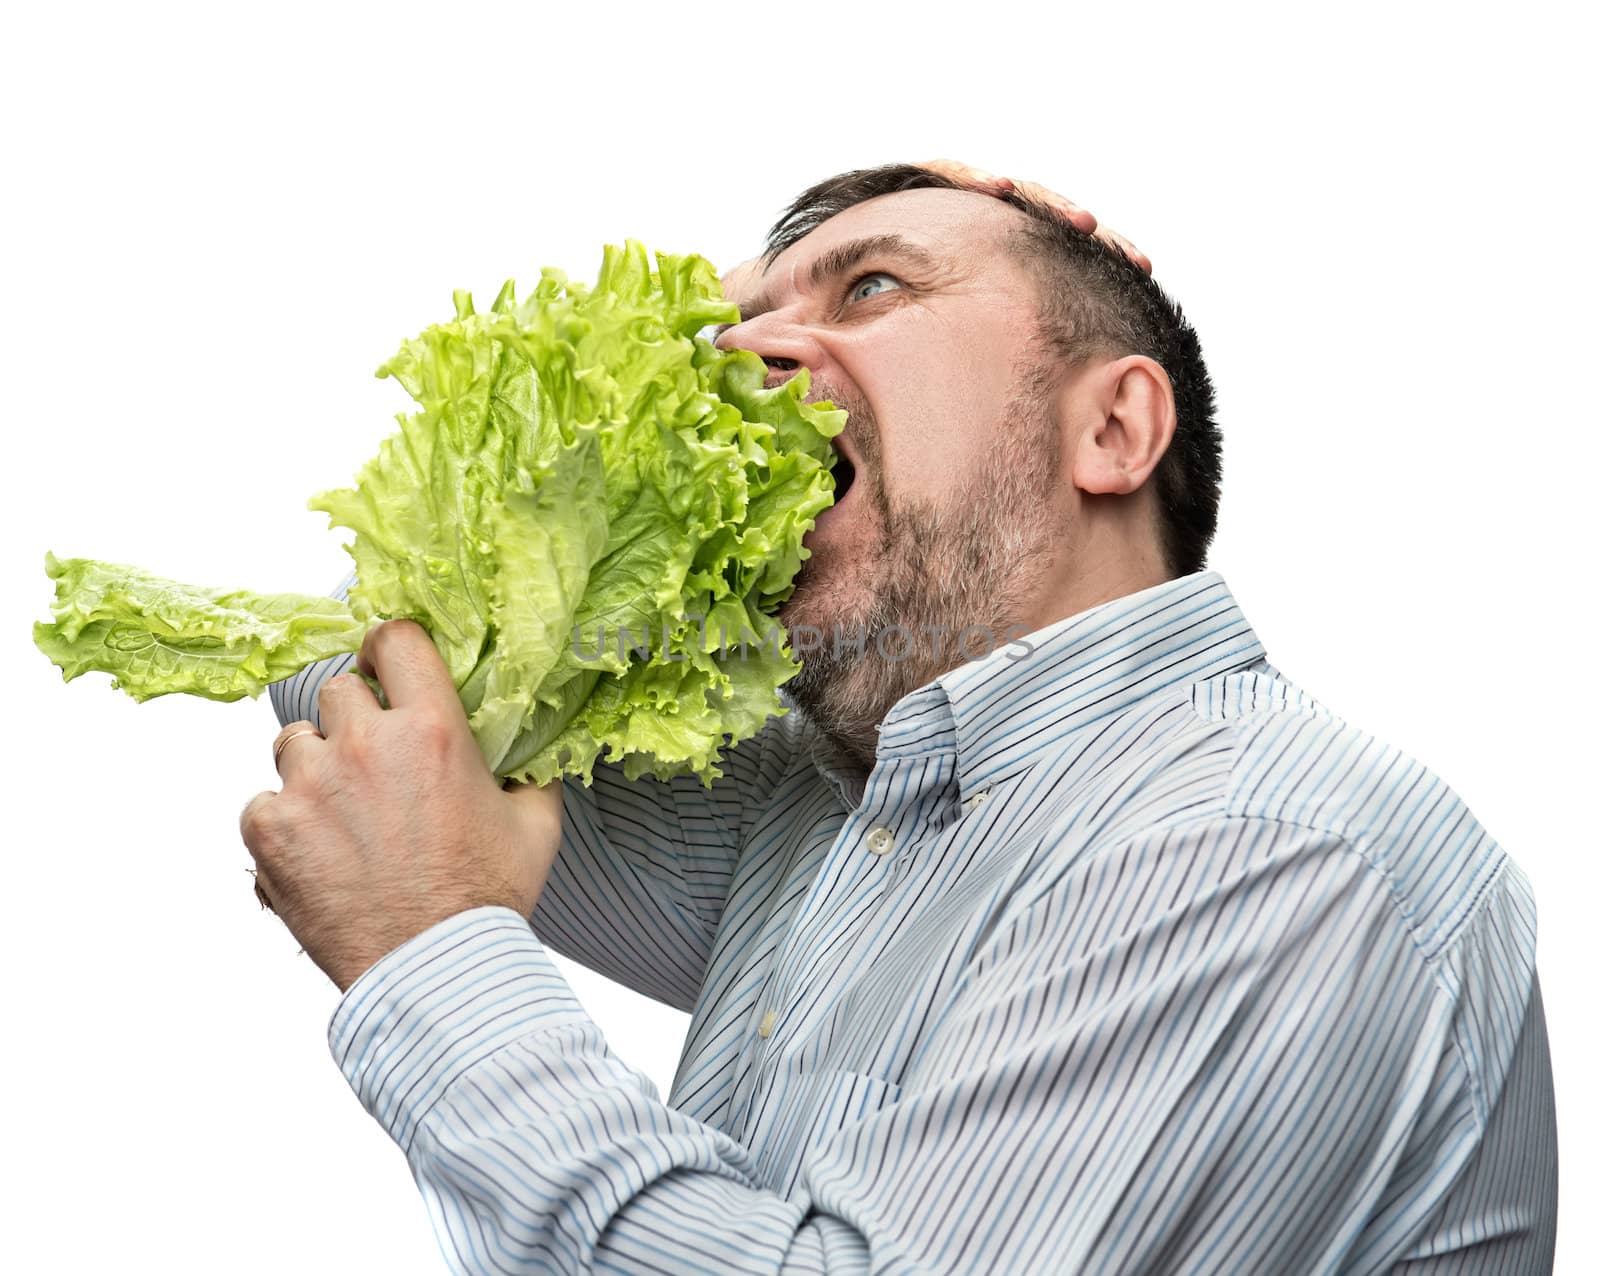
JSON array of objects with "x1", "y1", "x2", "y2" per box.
[{"x1": 250, "y1": 162, "x2": 1558, "y2": 1273}]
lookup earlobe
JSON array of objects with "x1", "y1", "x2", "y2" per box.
[{"x1": 1070, "y1": 356, "x2": 1177, "y2": 496}]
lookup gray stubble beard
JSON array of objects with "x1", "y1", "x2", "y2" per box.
[{"x1": 779, "y1": 373, "x2": 1062, "y2": 771}]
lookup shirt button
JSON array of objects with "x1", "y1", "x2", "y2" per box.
[
  {"x1": 965, "y1": 790, "x2": 990, "y2": 810},
  {"x1": 757, "y1": 1010, "x2": 777, "y2": 1039},
  {"x1": 866, "y1": 825, "x2": 895, "y2": 856}
]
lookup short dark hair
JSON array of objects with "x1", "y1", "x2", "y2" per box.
[{"x1": 762, "y1": 164, "x2": 1222, "y2": 579}]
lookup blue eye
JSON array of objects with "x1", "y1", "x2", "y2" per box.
[{"x1": 849, "y1": 272, "x2": 902, "y2": 302}]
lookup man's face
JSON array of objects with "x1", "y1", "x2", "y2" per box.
[
  {"x1": 714, "y1": 189, "x2": 1069, "y2": 763},
  {"x1": 716, "y1": 188, "x2": 1051, "y2": 595}
]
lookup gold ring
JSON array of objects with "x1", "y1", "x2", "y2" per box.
[{"x1": 273, "y1": 726, "x2": 324, "y2": 768}]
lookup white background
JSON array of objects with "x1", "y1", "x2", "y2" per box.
[{"x1": 3, "y1": 2, "x2": 1593, "y2": 1271}]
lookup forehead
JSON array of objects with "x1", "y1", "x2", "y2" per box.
[{"x1": 725, "y1": 187, "x2": 1026, "y2": 303}]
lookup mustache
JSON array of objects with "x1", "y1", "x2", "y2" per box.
[{"x1": 805, "y1": 377, "x2": 880, "y2": 469}]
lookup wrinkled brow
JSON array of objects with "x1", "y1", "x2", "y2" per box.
[{"x1": 716, "y1": 233, "x2": 940, "y2": 337}]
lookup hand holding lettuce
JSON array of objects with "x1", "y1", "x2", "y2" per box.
[{"x1": 33, "y1": 242, "x2": 844, "y2": 785}]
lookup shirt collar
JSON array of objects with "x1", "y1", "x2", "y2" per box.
[{"x1": 811, "y1": 570, "x2": 1266, "y2": 807}]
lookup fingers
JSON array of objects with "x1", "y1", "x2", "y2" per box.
[
  {"x1": 1086, "y1": 222, "x2": 1152, "y2": 273},
  {"x1": 503, "y1": 776, "x2": 565, "y2": 825},
  {"x1": 917, "y1": 158, "x2": 1010, "y2": 195},
  {"x1": 502, "y1": 776, "x2": 566, "y2": 861},
  {"x1": 271, "y1": 721, "x2": 324, "y2": 782},
  {"x1": 919, "y1": 159, "x2": 1089, "y2": 226},
  {"x1": 503, "y1": 775, "x2": 563, "y2": 804},
  {"x1": 1014, "y1": 180, "x2": 1153, "y2": 274},
  {"x1": 239, "y1": 788, "x2": 281, "y2": 862},
  {"x1": 316, "y1": 669, "x2": 381, "y2": 736},
  {"x1": 916, "y1": 159, "x2": 1154, "y2": 275},
  {"x1": 1007, "y1": 178, "x2": 1097, "y2": 235},
  {"x1": 356, "y1": 619, "x2": 460, "y2": 715},
  {"x1": 239, "y1": 794, "x2": 292, "y2": 917}
]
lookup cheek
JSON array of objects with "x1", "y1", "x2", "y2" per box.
[{"x1": 849, "y1": 334, "x2": 1017, "y2": 501}]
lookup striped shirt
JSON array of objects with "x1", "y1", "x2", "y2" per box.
[{"x1": 275, "y1": 569, "x2": 1558, "y2": 1273}]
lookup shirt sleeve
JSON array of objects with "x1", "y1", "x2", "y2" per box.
[
  {"x1": 526, "y1": 760, "x2": 740, "y2": 1014},
  {"x1": 1385, "y1": 971, "x2": 1558, "y2": 1274},
  {"x1": 529, "y1": 707, "x2": 804, "y2": 1013},
  {"x1": 329, "y1": 815, "x2": 1545, "y2": 1275},
  {"x1": 329, "y1": 906, "x2": 835, "y2": 1274}
]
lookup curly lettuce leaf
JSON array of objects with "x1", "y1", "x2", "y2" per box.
[
  {"x1": 32, "y1": 553, "x2": 371, "y2": 702},
  {"x1": 34, "y1": 241, "x2": 845, "y2": 786}
]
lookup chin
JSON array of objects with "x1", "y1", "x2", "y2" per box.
[{"x1": 781, "y1": 543, "x2": 875, "y2": 639}]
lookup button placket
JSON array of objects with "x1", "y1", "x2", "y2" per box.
[
  {"x1": 748, "y1": 807, "x2": 902, "y2": 1070},
  {"x1": 746, "y1": 806, "x2": 887, "y2": 1079}
]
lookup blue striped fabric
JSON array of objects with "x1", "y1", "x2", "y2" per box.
[{"x1": 284, "y1": 570, "x2": 1558, "y2": 1273}]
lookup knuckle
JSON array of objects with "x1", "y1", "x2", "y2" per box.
[
  {"x1": 319, "y1": 672, "x2": 361, "y2": 706},
  {"x1": 415, "y1": 715, "x2": 455, "y2": 752},
  {"x1": 259, "y1": 803, "x2": 290, "y2": 841},
  {"x1": 367, "y1": 621, "x2": 396, "y2": 656},
  {"x1": 240, "y1": 793, "x2": 285, "y2": 846},
  {"x1": 275, "y1": 718, "x2": 316, "y2": 744},
  {"x1": 361, "y1": 618, "x2": 398, "y2": 662},
  {"x1": 345, "y1": 723, "x2": 376, "y2": 761},
  {"x1": 364, "y1": 618, "x2": 425, "y2": 668}
]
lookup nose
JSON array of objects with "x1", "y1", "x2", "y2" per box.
[{"x1": 714, "y1": 310, "x2": 823, "y2": 388}]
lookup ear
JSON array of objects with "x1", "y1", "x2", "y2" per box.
[{"x1": 1068, "y1": 355, "x2": 1177, "y2": 496}]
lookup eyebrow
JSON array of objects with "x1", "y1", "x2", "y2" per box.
[{"x1": 716, "y1": 233, "x2": 940, "y2": 337}]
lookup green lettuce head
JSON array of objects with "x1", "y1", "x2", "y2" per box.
[{"x1": 34, "y1": 241, "x2": 844, "y2": 785}]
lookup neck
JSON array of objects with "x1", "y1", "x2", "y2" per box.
[
  {"x1": 1019, "y1": 558, "x2": 1172, "y2": 637},
  {"x1": 1015, "y1": 493, "x2": 1173, "y2": 636}
]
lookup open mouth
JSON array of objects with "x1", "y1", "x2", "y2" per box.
[{"x1": 831, "y1": 452, "x2": 857, "y2": 504}]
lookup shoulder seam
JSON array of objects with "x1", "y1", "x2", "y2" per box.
[
  {"x1": 1232, "y1": 810, "x2": 1499, "y2": 981},
  {"x1": 1189, "y1": 668, "x2": 1340, "y2": 725},
  {"x1": 1227, "y1": 809, "x2": 1496, "y2": 1132}
]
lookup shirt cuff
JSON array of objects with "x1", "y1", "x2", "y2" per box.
[{"x1": 326, "y1": 904, "x2": 591, "y2": 1155}]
